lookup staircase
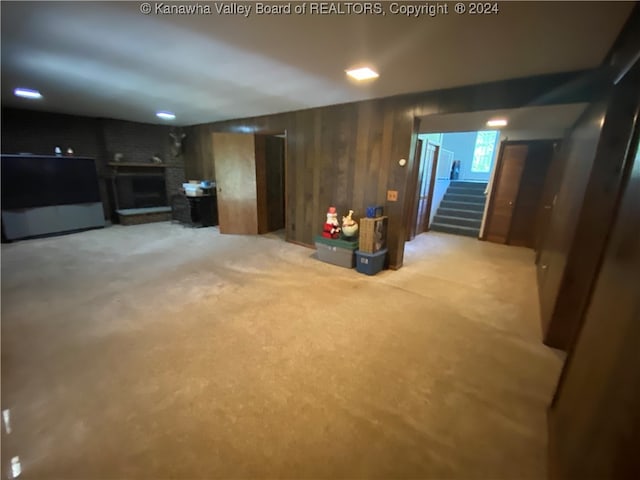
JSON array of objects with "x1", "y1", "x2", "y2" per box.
[{"x1": 431, "y1": 181, "x2": 487, "y2": 238}]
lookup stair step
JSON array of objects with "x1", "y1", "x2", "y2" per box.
[
  {"x1": 433, "y1": 215, "x2": 481, "y2": 228},
  {"x1": 448, "y1": 186, "x2": 488, "y2": 195},
  {"x1": 437, "y1": 207, "x2": 484, "y2": 220},
  {"x1": 450, "y1": 181, "x2": 487, "y2": 190},
  {"x1": 439, "y1": 200, "x2": 485, "y2": 212},
  {"x1": 431, "y1": 223, "x2": 480, "y2": 238},
  {"x1": 443, "y1": 193, "x2": 486, "y2": 203}
]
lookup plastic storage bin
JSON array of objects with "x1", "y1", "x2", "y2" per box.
[
  {"x1": 314, "y1": 235, "x2": 358, "y2": 268},
  {"x1": 355, "y1": 248, "x2": 388, "y2": 275},
  {"x1": 366, "y1": 206, "x2": 384, "y2": 218}
]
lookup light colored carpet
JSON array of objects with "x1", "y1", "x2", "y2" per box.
[{"x1": 1, "y1": 223, "x2": 563, "y2": 479}]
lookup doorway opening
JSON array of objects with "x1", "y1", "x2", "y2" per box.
[
  {"x1": 260, "y1": 133, "x2": 286, "y2": 236},
  {"x1": 403, "y1": 103, "x2": 590, "y2": 265},
  {"x1": 407, "y1": 130, "x2": 496, "y2": 241}
]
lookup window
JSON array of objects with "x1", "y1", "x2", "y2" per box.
[{"x1": 471, "y1": 130, "x2": 498, "y2": 173}]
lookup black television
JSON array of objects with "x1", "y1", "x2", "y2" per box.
[{"x1": 1, "y1": 154, "x2": 101, "y2": 209}]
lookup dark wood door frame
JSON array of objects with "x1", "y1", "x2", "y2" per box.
[{"x1": 282, "y1": 130, "x2": 289, "y2": 242}]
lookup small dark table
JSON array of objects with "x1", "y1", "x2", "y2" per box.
[{"x1": 171, "y1": 192, "x2": 218, "y2": 227}]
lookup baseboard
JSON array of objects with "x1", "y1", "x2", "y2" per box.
[{"x1": 287, "y1": 239, "x2": 314, "y2": 249}]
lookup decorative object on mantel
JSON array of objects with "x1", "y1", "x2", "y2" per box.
[
  {"x1": 169, "y1": 128, "x2": 186, "y2": 160},
  {"x1": 150, "y1": 154, "x2": 163, "y2": 164},
  {"x1": 65, "y1": 147, "x2": 74, "y2": 156},
  {"x1": 54, "y1": 146, "x2": 62, "y2": 156},
  {"x1": 113, "y1": 153, "x2": 124, "y2": 163},
  {"x1": 341, "y1": 209, "x2": 358, "y2": 238}
]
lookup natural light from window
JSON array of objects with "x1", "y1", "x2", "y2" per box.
[{"x1": 471, "y1": 130, "x2": 498, "y2": 172}]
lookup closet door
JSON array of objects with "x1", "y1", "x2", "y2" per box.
[
  {"x1": 509, "y1": 140, "x2": 557, "y2": 248},
  {"x1": 415, "y1": 142, "x2": 439, "y2": 235},
  {"x1": 485, "y1": 143, "x2": 528, "y2": 243},
  {"x1": 212, "y1": 133, "x2": 259, "y2": 234}
]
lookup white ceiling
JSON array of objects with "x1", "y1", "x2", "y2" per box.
[
  {"x1": 0, "y1": 1, "x2": 634, "y2": 126},
  {"x1": 418, "y1": 103, "x2": 589, "y2": 134}
]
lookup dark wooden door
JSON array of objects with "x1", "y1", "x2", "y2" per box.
[
  {"x1": 211, "y1": 132, "x2": 259, "y2": 235},
  {"x1": 485, "y1": 143, "x2": 527, "y2": 243},
  {"x1": 548, "y1": 135, "x2": 640, "y2": 479},
  {"x1": 409, "y1": 141, "x2": 438, "y2": 238},
  {"x1": 415, "y1": 143, "x2": 439, "y2": 235},
  {"x1": 509, "y1": 140, "x2": 557, "y2": 248}
]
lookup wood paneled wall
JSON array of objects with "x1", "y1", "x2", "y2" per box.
[
  {"x1": 183, "y1": 124, "x2": 216, "y2": 181},
  {"x1": 183, "y1": 70, "x2": 603, "y2": 268},
  {"x1": 548, "y1": 126, "x2": 640, "y2": 480},
  {"x1": 537, "y1": 63, "x2": 640, "y2": 350}
]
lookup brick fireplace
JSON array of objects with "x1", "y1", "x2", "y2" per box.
[{"x1": 110, "y1": 162, "x2": 172, "y2": 224}]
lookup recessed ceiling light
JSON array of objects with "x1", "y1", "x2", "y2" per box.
[
  {"x1": 346, "y1": 67, "x2": 379, "y2": 81},
  {"x1": 487, "y1": 118, "x2": 508, "y2": 127},
  {"x1": 14, "y1": 88, "x2": 42, "y2": 99},
  {"x1": 156, "y1": 111, "x2": 176, "y2": 120}
]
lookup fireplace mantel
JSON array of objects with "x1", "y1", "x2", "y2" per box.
[{"x1": 108, "y1": 162, "x2": 168, "y2": 168}]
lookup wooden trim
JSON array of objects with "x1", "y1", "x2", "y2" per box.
[
  {"x1": 282, "y1": 129, "x2": 289, "y2": 242},
  {"x1": 108, "y1": 162, "x2": 167, "y2": 168},
  {"x1": 287, "y1": 238, "x2": 314, "y2": 249}
]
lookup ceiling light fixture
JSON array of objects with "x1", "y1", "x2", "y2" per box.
[
  {"x1": 487, "y1": 118, "x2": 508, "y2": 127},
  {"x1": 156, "y1": 111, "x2": 176, "y2": 120},
  {"x1": 346, "y1": 67, "x2": 379, "y2": 81},
  {"x1": 14, "y1": 88, "x2": 42, "y2": 99}
]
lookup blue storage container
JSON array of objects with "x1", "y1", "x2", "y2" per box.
[
  {"x1": 366, "y1": 205, "x2": 384, "y2": 218},
  {"x1": 355, "y1": 248, "x2": 387, "y2": 275}
]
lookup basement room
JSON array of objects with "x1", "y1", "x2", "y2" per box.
[{"x1": 1, "y1": 1, "x2": 639, "y2": 479}]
